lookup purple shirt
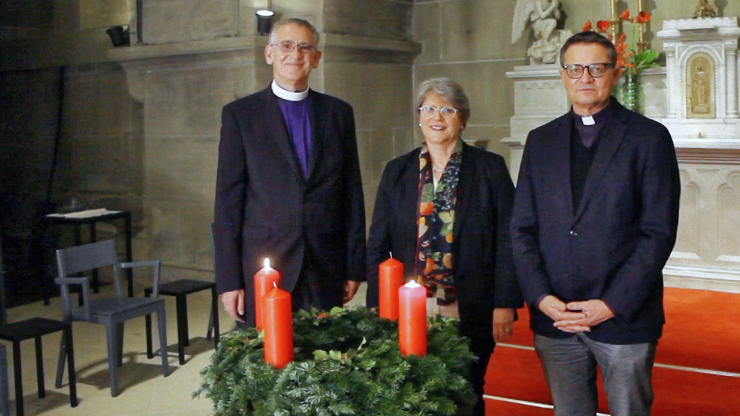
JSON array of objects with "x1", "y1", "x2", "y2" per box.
[{"x1": 277, "y1": 97, "x2": 312, "y2": 179}]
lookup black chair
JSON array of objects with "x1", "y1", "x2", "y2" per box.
[
  {"x1": 144, "y1": 279, "x2": 219, "y2": 365},
  {"x1": 54, "y1": 239, "x2": 169, "y2": 397},
  {"x1": 0, "y1": 236, "x2": 77, "y2": 416},
  {"x1": 0, "y1": 320, "x2": 77, "y2": 416},
  {"x1": 143, "y1": 225, "x2": 219, "y2": 365}
]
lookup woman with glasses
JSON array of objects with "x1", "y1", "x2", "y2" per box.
[{"x1": 365, "y1": 77, "x2": 522, "y2": 415}]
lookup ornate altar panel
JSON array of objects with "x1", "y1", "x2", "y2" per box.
[{"x1": 687, "y1": 53, "x2": 714, "y2": 118}]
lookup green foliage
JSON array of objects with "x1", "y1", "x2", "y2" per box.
[{"x1": 197, "y1": 307, "x2": 476, "y2": 415}]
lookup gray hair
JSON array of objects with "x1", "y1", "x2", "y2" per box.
[
  {"x1": 269, "y1": 18, "x2": 320, "y2": 45},
  {"x1": 415, "y1": 78, "x2": 471, "y2": 127}
]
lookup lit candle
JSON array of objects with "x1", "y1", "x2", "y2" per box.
[
  {"x1": 379, "y1": 255, "x2": 404, "y2": 321},
  {"x1": 254, "y1": 258, "x2": 282, "y2": 329},
  {"x1": 398, "y1": 280, "x2": 427, "y2": 357},
  {"x1": 263, "y1": 285, "x2": 294, "y2": 368}
]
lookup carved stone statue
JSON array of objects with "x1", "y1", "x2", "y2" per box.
[
  {"x1": 512, "y1": 0, "x2": 573, "y2": 64},
  {"x1": 693, "y1": 0, "x2": 717, "y2": 19}
]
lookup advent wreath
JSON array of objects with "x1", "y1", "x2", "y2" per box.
[{"x1": 197, "y1": 306, "x2": 477, "y2": 415}]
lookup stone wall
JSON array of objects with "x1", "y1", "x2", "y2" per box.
[
  {"x1": 3, "y1": 0, "x2": 740, "y2": 285},
  {"x1": 412, "y1": 0, "x2": 529, "y2": 158},
  {"x1": 104, "y1": 0, "x2": 418, "y2": 279}
]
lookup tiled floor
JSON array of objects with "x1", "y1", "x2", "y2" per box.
[{"x1": 2, "y1": 279, "x2": 369, "y2": 416}]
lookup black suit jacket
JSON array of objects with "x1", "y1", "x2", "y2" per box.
[
  {"x1": 213, "y1": 85, "x2": 366, "y2": 325},
  {"x1": 511, "y1": 100, "x2": 680, "y2": 344},
  {"x1": 366, "y1": 142, "x2": 522, "y2": 341}
]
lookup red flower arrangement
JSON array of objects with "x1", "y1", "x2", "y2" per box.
[{"x1": 583, "y1": 9, "x2": 658, "y2": 76}]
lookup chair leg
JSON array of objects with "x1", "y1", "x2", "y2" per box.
[
  {"x1": 176, "y1": 295, "x2": 187, "y2": 365},
  {"x1": 211, "y1": 287, "x2": 220, "y2": 348},
  {"x1": 145, "y1": 314, "x2": 154, "y2": 359},
  {"x1": 206, "y1": 312, "x2": 214, "y2": 340},
  {"x1": 55, "y1": 329, "x2": 68, "y2": 389},
  {"x1": 157, "y1": 307, "x2": 169, "y2": 377},
  {"x1": 106, "y1": 323, "x2": 119, "y2": 397},
  {"x1": 34, "y1": 336, "x2": 45, "y2": 399},
  {"x1": 65, "y1": 327, "x2": 78, "y2": 407},
  {"x1": 116, "y1": 323, "x2": 124, "y2": 367},
  {"x1": 0, "y1": 345, "x2": 11, "y2": 416},
  {"x1": 12, "y1": 340, "x2": 23, "y2": 416}
]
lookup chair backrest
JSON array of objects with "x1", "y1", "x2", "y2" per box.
[
  {"x1": 56, "y1": 239, "x2": 118, "y2": 277},
  {"x1": 56, "y1": 239, "x2": 127, "y2": 299}
]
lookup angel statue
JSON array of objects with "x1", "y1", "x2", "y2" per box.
[{"x1": 512, "y1": 0, "x2": 573, "y2": 64}]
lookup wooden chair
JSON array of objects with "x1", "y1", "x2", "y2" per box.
[
  {"x1": 54, "y1": 239, "x2": 169, "y2": 397},
  {"x1": 0, "y1": 235, "x2": 77, "y2": 416},
  {"x1": 143, "y1": 225, "x2": 219, "y2": 364},
  {"x1": 144, "y1": 279, "x2": 218, "y2": 365}
]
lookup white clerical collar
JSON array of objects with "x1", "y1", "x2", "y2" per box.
[
  {"x1": 271, "y1": 80, "x2": 309, "y2": 101},
  {"x1": 582, "y1": 116, "x2": 595, "y2": 126}
]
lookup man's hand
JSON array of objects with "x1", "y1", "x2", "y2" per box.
[
  {"x1": 493, "y1": 308, "x2": 516, "y2": 343},
  {"x1": 220, "y1": 289, "x2": 245, "y2": 322},
  {"x1": 553, "y1": 299, "x2": 615, "y2": 332},
  {"x1": 538, "y1": 295, "x2": 587, "y2": 332},
  {"x1": 344, "y1": 280, "x2": 360, "y2": 303}
]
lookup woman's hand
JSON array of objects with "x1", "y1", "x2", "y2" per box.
[{"x1": 493, "y1": 307, "x2": 516, "y2": 343}]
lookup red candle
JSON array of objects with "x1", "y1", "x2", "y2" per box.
[
  {"x1": 379, "y1": 257, "x2": 404, "y2": 321},
  {"x1": 263, "y1": 286, "x2": 294, "y2": 368},
  {"x1": 254, "y1": 258, "x2": 282, "y2": 329},
  {"x1": 398, "y1": 280, "x2": 427, "y2": 357}
]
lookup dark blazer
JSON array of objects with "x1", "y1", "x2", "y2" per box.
[
  {"x1": 511, "y1": 100, "x2": 680, "y2": 344},
  {"x1": 366, "y1": 142, "x2": 523, "y2": 340},
  {"x1": 213, "y1": 85, "x2": 366, "y2": 325}
]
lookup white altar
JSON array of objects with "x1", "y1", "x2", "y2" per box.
[{"x1": 503, "y1": 17, "x2": 740, "y2": 293}]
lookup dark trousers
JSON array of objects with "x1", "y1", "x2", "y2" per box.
[
  {"x1": 290, "y1": 244, "x2": 344, "y2": 313},
  {"x1": 464, "y1": 327, "x2": 494, "y2": 416}
]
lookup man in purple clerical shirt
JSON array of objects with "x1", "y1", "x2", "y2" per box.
[{"x1": 214, "y1": 18, "x2": 366, "y2": 327}]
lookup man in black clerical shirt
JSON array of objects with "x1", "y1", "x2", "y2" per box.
[{"x1": 511, "y1": 31, "x2": 681, "y2": 416}]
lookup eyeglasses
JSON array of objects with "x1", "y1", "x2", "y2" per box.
[
  {"x1": 419, "y1": 106, "x2": 459, "y2": 120},
  {"x1": 270, "y1": 41, "x2": 317, "y2": 54},
  {"x1": 561, "y1": 63, "x2": 615, "y2": 79}
]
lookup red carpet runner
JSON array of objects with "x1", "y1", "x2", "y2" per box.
[{"x1": 482, "y1": 288, "x2": 740, "y2": 415}]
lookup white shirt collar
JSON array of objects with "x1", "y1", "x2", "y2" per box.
[
  {"x1": 271, "y1": 80, "x2": 309, "y2": 101},
  {"x1": 581, "y1": 116, "x2": 595, "y2": 126}
]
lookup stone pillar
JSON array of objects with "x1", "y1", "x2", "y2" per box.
[
  {"x1": 665, "y1": 49, "x2": 679, "y2": 118},
  {"x1": 727, "y1": 49, "x2": 738, "y2": 118}
]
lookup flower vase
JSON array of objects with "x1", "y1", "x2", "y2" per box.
[{"x1": 623, "y1": 72, "x2": 639, "y2": 112}]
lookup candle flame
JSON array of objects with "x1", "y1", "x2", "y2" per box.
[
  {"x1": 405, "y1": 280, "x2": 421, "y2": 288},
  {"x1": 263, "y1": 258, "x2": 271, "y2": 269}
]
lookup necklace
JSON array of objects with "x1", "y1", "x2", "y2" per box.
[{"x1": 432, "y1": 165, "x2": 445, "y2": 173}]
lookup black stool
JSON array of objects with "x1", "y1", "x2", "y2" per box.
[
  {"x1": 0, "y1": 318, "x2": 77, "y2": 416},
  {"x1": 145, "y1": 280, "x2": 219, "y2": 364}
]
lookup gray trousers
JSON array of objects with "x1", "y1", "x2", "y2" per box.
[{"x1": 534, "y1": 333, "x2": 657, "y2": 416}]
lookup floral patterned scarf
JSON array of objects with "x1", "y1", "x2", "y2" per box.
[{"x1": 414, "y1": 140, "x2": 463, "y2": 299}]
